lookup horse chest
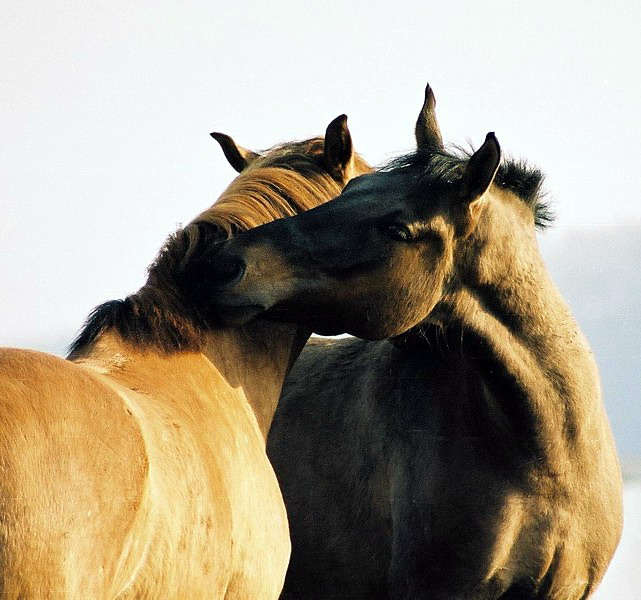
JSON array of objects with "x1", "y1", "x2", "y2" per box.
[
  {"x1": 382, "y1": 390, "x2": 593, "y2": 596},
  {"x1": 388, "y1": 459, "x2": 593, "y2": 598}
]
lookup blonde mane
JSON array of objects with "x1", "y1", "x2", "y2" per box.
[
  {"x1": 69, "y1": 138, "x2": 368, "y2": 356},
  {"x1": 197, "y1": 165, "x2": 341, "y2": 235},
  {"x1": 196, "y1": 138, "x2": 351, "y2": 236}
]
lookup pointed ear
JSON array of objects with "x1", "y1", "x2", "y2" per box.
[
  {"x1": 461, "y1": 132, "x2": 501, "y2": 202},
  {"x1": 456, "y1": 133, "x2": 500, "y2": 237},
  {"x1": 323, "y1": 114, "x2": 354, "y2": 183},
  {"x1": 210, "y1": 132, "x2": 260, "y2": 173},
  {"x1": 415, "y1": 82, "x2": 443, "y2": 150}
]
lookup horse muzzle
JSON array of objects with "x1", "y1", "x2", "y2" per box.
[{"x1": 212, "y1": 293, "x2": 269, "y2": 325}]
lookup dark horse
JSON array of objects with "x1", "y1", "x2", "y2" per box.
[{"x1": 205, "y1": 85, "x2": 623, "y2": 599}]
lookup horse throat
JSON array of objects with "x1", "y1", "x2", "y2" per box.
[{"x1": 200, "y1": 322, "x2": 310, "y2": 440}]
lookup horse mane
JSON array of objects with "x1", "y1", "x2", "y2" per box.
[
  {"x1": 69, "y1": 139, "x2": 366, "y2": 357},
  {"x1": 196, "y1": 139, "x2": 352, "y2": 236},
  {"x1": 383, "y1": 146, "x2": 553, "y2": 230}
]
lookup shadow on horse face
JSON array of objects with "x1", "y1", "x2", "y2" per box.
[{"x1": 208, "y1": 130, "x2": 501, "y2": 340}]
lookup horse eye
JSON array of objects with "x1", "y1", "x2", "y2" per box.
[{"x1": 386, "y1": 224, "x2": 413, "y2": 242}]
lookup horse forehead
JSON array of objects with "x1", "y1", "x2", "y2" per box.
[{"x1": 341, "y1": 171, "x2": 409, "y2": 205}]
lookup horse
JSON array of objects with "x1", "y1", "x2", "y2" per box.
[
  {"x1": 205, "y1": 84, "x2": 624, "y2": 599},
  {"x1": 0, "y1": 115, "x2": 370, "y2": 599}
]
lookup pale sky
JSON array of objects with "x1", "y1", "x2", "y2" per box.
[{"x1": 2, "y1": 0, "x2": 641, "y2": 352}]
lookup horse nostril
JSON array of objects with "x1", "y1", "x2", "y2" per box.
[{"x1": 212, "y1": 256, "x2": 246, "y2": 288}]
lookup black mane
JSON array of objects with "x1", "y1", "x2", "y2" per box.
[
  {"x1": 67, "y1": 223, "x2": 220, "y2": 358},
  {"x1": 383, "y1": 146, "x2": 553, "y2": 230},
  {"x1": 67, "y1": 294, "x2": 206, "y2": 357}
]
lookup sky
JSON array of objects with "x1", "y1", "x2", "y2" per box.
[{"x1": 2, "y1": 0, "x2": 641, "y2": 353}]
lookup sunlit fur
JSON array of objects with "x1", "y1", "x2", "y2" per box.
[
  {"x1": 0, "y1": 126, "x2": 369, "y2": 598},
  {"x1": 210, "y1": 90, "x2": 623, "y2": 598}
]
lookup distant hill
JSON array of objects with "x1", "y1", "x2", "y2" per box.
[{"x1": 540, "y1": 224, "x2": 641, "y2": 471}]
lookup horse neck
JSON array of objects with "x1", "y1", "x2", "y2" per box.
[
  {"x1": 438, "y1": 196, "x2": 605, "y2": 476},
  {"x1": 72, "y1": 323, "x2": 309, "y2": 443},
  {"x1": 199, "y1": 321, "x2": 310, "y2": 440}
]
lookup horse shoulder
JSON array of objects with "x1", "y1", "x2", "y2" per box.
[{"x1": 89, "y1": 350, "x2": 288, "y2": 598}]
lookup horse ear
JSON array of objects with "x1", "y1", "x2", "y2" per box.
[
  {"x1": 210, "y1": 132, "x2": 260, "y2": 173},
  {"x1": 415, "y1": 82, "x2": 443, "y2": 150},
  {"x1": 323, "y1": 114, "x2": 354, "y2": 183},
  {"x1": 461, "y1": 132, "x2": 501, "y2": 202},
  {"x1": 456, "y1": 133, "x2": 500, "y2": 237}
]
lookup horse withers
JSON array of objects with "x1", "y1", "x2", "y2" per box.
[
  {"x1": 207, "y1": 85, "x2": 623, "y2": 599},
  {"x1": 0, "y1": 116, "x2": 369, "y2": 598}
]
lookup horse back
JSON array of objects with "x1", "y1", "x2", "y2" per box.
[{"x1": 0, "y1": 347, "x2": 147, "y2": 597}]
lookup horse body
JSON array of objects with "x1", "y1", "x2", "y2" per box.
[
  {"x1": 1, "y1": 337, "x2": 284, "y2": 598},
  {"x1": 0, "y1": 118, "x2": 369, "y2": 598},
  {"x1": 270, "y1": 262, "x2": 621, "y2": 598},
  {"x1": 211, "y1": 85, "x2": 623, "y2": 598}
]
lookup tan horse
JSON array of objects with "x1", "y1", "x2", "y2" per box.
[
  {"x1": 207, "y1": 86, "x2": 623, "y2": 599},
  {"x1": 0, "y1": 116, "x2": 369, "y2": 599}
]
